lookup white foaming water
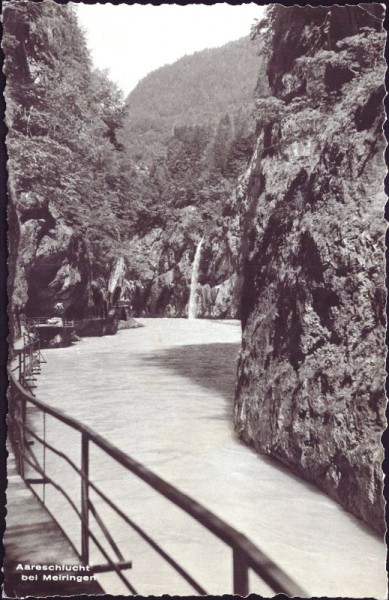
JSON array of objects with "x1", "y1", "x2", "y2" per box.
[
  {"x1": 32, "y1": 319, "x2": 386, "y2": 598},
  {"x1": 188, "y1": 238, "x2": 203, "y2": 319}
]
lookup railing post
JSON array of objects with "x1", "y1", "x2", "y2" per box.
[
  {"x1": 21, "y1": 348, "x2": 24, "y2": 383},
  {"x1": 8, "y1": 382, "x2": 17, "y2": 452},
  {"x1": 20, "y1": 395, "x2": 27, "y2": 479},
  {"x1": 81, "y1": 432, "x2": 89, "y2": 565},
  {"x1": 233, "y1": 548, "x2": 249, "y2": 596},
  {"x1": 42, "y1": 411, "x2": 46, "y2": 504}
]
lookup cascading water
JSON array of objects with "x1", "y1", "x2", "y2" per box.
[{"x1": 188, "y1": 238, "x2": 203, "y2": 319}]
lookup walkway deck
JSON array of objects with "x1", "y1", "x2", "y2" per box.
[{"x1": 4, "y1": 449, "x2": 103, "y2": 597}]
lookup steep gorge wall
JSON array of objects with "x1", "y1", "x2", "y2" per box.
[
  {"x1": 234, "y1": 6, "x2": 386, "y2": 532},
  {"x1": 123, "y1": 207, "x2": 241, "y2": 318},
  {"x1": 9, "y1": 183, "x2": 90, "y2": 321},
  {"x1": 4, "y1": 1, "x2": 130, "y2": 337}
]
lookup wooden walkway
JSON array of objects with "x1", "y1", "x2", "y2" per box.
[{"x1": 4, "y1": 449, "x2": 104, "y2": 597}]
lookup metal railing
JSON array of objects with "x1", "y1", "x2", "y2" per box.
[
  {"x1": 10, "y1": 326, "x2": 46, "y2": 394},
  {"x1": 7, "y1": 371, "x2": 307, "y2": 597},
  {"x1": 26, "y1": 317, "x2": 75, "y2": 327},
  {"x1": 111, "y1": 301, "x2": 132, "y2": 308}
]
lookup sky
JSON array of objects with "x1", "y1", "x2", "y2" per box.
[{"x1": 75, "y1": 3, "x2": 266, "y2": 97}]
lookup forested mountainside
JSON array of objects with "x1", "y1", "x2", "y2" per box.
[
  {"x1": 121, "y1": 37, "x2": 267, "y2": 164},
  {"x1": 234, "y1": 4, "x2": 386, "y2": 533},
  {"x1": 117, "y1": 38, "x2": 269, "y2": 316}
]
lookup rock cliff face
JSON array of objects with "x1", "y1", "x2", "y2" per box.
[
  {"x1": 4, "y1": 1, "x2": 127, "y2": 338},
  {"x1": 114, "y1": 148, "x2": 257, "y2": 318},
  {"x1": 9, "y1": 181, "x2": 91, "y2": 324},
  {"x1": 123, "y1": 207, "x2": 241, "y2": 318},
  {"x1": 234, "y1": 6, "x2": 386, "y2": 532}
]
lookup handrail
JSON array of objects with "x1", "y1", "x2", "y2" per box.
[
  {"x1": 112, "y1": 301, "x2": 131, "y2": 307},
  {"x1": 76, "y1": 317, "x2": 115, "y2": 323},
  {"x1": 11, "y1": 323, "x2": 44, "y2": 395},
  {"x1": 16, "y1": 416, "x2": 209, "y2": 594},
  {"x1": 8, "y1": 371, "x2": 307, "y2": 596},
  {"x1": 26, "y1": 317, "x2": 75, "y2": 326}
]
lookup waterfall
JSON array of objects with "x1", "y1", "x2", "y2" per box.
[{"x1": 188, "y1": 238, "x2": 203, "y2": 319}]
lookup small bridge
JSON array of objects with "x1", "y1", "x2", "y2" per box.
[{"x1": 7, "y1": 355, "x2": 307, "y2": 596}]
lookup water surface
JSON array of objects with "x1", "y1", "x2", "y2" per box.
[{"x1": 33, "y1": 319, "x2": 386, "y2": 597}]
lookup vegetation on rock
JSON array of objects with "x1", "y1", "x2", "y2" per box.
[
  {"x1": 235, "y1": 3, "x2": 386, "y2": 533},
  {"x1": 4, "y1": 1, "x2": 132, "y2": 317}
]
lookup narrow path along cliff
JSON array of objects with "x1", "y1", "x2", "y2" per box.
[{"x1": 34, "y1": 320, "x2": 385, "y2": 597}]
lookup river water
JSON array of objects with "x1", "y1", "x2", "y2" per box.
[{"x1": 33, "y1": 319, "x2": 386, "y2": 598}]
